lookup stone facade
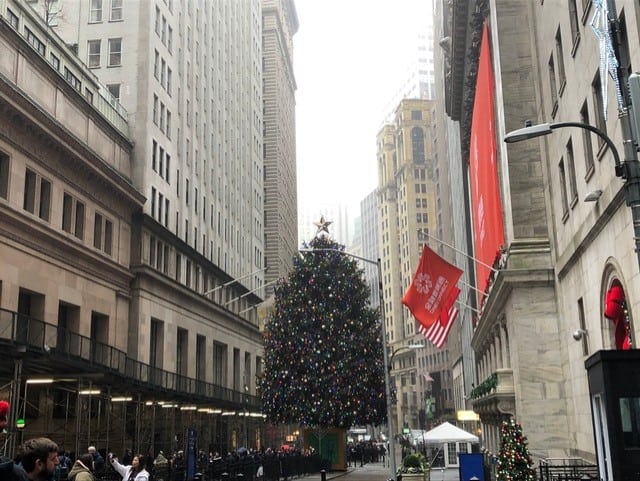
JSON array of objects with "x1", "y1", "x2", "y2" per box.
[{"x1": 438, "y1": 0, "x2": 640, "y2": 468}]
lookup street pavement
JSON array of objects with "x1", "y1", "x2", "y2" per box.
[{"x1": 301, "y1": 461, "x2": 461, "y2": 481}]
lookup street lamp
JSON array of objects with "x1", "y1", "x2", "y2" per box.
[
  {"x1": 387, "y1": 344, "x2": 424, "y2": 459},
  {"x1": 298, "y1": 247, "x2": 399, "y2": 480},
  {"x1": 504, "y1": 120, "x2": 640, "y2": 270}
]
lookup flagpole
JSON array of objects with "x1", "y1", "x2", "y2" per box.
[
  {"x1": 203, "y1": 266, "x2": 268, "y2": 297},
  {"x1": 225, "y1": 278, "x2": 279, "y2": 307},
  {"x1": 418, "y1": 229, "x2": 498, "y2": 273},
  {"x1": 456, "y1": 300, "x2": 481, "y2": 315},
  {"x1": 458, "y1": 278, "x2": 483, "y2": 296}
]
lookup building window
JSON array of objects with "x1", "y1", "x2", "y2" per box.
[
  {"x1": 25, "y1": 28, "x2": 46, "y2": 56},
  {"x1": 168, "y1": 26, "x2": 173, "y2": 53},
  {"x1": 566, "y1": 138, "x2": 578, "y2": 206},
  {"x1": 62, "y1": 193, "x2": 85, "y2": 239},
  {"x1": 185, "y1": 259, "x2": 192, "y2": 287},
  {"x1": 154, "y1": 50, "x2": 159, "y2": 79},
  {"x1": 580, "y1": 100, "x2": 595, "y2": 176},
  {"x1": 569, "y1": 0, "x2": 581, "y2": 49},
  {"x1": 7, "y1": 8, "x2": 19, "y2": 29},
  {"x1": 155, "y1": 7, "x2": 160, "y2": 34},
  {"x1": 108, "y1": 38, "x2": 122, "y2": 66},
  {"x1": 411, "y1": 127, "x2": 425, "y2": 162},
  {"x1": 0, "y1": 151, "x2": 9, "y2": 199},
  {"x1": 411, "y1": 110, "x2": 422, "y2": 120},
  {"x1": 213, "y1": 343, "x2": 227, "y2": 385},
  {"x1": 23, "y1": 168, "x2": 51, "y2": 222},
  {"x1": 87, "y1": 40, "x2": 101, "y2": 68},
  {"x1": 167, "y1": 68, "x2": 172, "y2": 95},
  {"x1": 152, "y1": 139, "x2": 157, "y2": 171},
  {"x1": 50, "y1": 53, "x2": 60, "y2": 71},
  {"x1": 153, "y1": 94, "x2": 158, "y2": 124},
  {"x1": 110, "y1": 0, "x2": 123, "y2": 21},
  {"x1": 592, "y1": 72, "x2": 608, "y2": 150},
  {"x1": 90, "y1": 0, "x2": 103, "y2": 22},
  {"x1": 64, "y1": 68, "x2": 81, "y2": 91},
  {"x1": 106, "y1": 83, "x2": 120, "y2": 101},
  {"x1": 559, "y1": 158, "x2": 570, "y2": 220},
  {"x1": 555, "y1": 29, "x2": 566, "y2": 94},
  {"x1": 548, "y1": 54, "x2": 558, "y2": 116},
  {"x1": 93, "y1": 212, "x2": 113, "y2": 255},
  {"x1": 166, "y1": 111, "x2": 172, "y2": 139}
]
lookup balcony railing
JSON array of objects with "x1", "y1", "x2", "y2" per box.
[
  {"x1": 0, "y1": 308, "x2": 259, "y2": 409},
  {"x1": 471, "y1": 368, "x2": 515, "y2": 417}
]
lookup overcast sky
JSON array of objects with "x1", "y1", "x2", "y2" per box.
[{"x1": 294, "y1": 0, "x2": 433, "y2": 218}]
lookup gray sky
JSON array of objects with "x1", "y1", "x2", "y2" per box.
[{"x1": 294, "y1": 0, "x2": 432, "y2": 217}]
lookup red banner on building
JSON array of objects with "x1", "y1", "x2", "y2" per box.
[{"x1": 469, "y1": 23, "x2": 505, "y2": 301}]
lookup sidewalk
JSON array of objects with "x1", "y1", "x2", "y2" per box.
[{"x1": 300, "y1": 462, "x2": 460, "y2": 481}]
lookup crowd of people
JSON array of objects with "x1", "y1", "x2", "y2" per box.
[
  {"x1": 346, "y1": 441, "x2": 386, "y2": 467},
  {"x1": 0, "y1": 438, "x2": 331, "y2": 481}
]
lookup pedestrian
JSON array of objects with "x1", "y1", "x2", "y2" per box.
[
  {"x1": 153, "y1": 451, "x2": 169, "y2": 481},
  {"x1": 87, "y1": 447, "x2": 104, "y2": 474},
  {"x1": 0, "y1": 454, "x2": 27, "y2": 481},
  {"x1": 14, "y1": 437, "x2": 60, "y2": 481},
  {"x1": 108, "y1": 453, "x2": 149, "y2": 481},
  {"x1": 68, "y1": 454, "x2": 95, "y2": 481}
]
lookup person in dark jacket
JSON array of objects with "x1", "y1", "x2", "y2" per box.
[
  {"x1": 0, "y1": 455, "x2": 28, "y2": 481},
  {"x1": 68, "y1": 454, "x2": 94, "y2": 481}
]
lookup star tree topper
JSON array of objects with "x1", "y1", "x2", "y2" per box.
[{"x1": 313, "y1": 216, "x2": 332, "y2": 237}]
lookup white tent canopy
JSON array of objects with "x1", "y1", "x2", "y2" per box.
[{"x1": 422, "y1": 422, "x2": 479, "y2": 444}]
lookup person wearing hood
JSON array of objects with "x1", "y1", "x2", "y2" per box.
[
  {"x1": 0, "y1": 455, "x2": 27, "y2": 481},
  {"x1": 108, "y1": 453, "x2": 149, "y2": 481},
  {"x1": 68, "y1": 454, "x2": 94, "y2": 481}
]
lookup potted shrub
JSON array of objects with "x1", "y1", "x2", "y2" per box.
[{"x1": 398, "y1": 453, "x2": 430, "y2": 481}]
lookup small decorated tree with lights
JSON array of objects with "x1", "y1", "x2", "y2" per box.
[
  {"x1": 497, "y1": 419, "x2": 536, "y2": 481},
  {"x1": 258, "y1": 231, "x2": 386, "y2": 433}
]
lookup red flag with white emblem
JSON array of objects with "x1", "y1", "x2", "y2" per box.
[{"x1": 402, "y1": 245, "x2": 463, "y2": 329}]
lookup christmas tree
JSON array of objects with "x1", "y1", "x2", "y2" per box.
[
  {"x1": 258, "y1": 234, "x2": 386, "y2": 428},
  {"x1": 497, "y1": 418, "x2": 536, "y2": 481}
]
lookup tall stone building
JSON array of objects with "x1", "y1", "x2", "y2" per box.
[
  {"x1": 377, "y1": 98, "x2": 454, "y2": 435},
  {"x1": 0, "y1": 0, "x2": 144, "y2": 456},
  {"x1": 435, "y1": 0, "x2": 640, "y2": 474},
  {"x1": 0, "y1": 0, "x2": 297, "y2": 455},
  {"x1": 262, "y1": 0, "x2": 298, "y2": 299}
]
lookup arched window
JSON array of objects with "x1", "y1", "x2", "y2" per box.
[
  {"x1": 602, "y1": 263, "x2": 633, "y2": 350},
  {"x1": 411, "y1": 127, "x2": 425, "y2": 162}
]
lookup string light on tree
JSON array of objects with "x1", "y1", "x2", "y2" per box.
[
  {"x1": 258, "y1": 225, "x2": 386, "y2": 428},
  {"x1": 497, "y1": 419, "x2": 536, "y2": 481}
]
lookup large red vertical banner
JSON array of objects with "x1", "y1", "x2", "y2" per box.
[{"x1": 469, "y1": 24, "x2": 505, "y2": 302}]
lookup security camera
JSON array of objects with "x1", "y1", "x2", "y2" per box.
[{"x1": 573, "y1": 329, "x2": 587, "y2": 341}]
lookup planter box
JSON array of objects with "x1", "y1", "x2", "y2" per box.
[{"x1": 399, "y1": 471, "x2": 430, "y2": 481}]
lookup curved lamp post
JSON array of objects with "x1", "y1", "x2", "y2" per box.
[{"x1": 504, "y1": 121, "x2": 640, "y2": 270}]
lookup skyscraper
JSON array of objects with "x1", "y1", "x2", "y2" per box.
[{"x1": 262, "y1": 0, "x2": 299, "y2": 299}]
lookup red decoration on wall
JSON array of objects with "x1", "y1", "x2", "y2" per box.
[
  {"x1": 0, "y1": 399, "x2": 9, "y2": 430},
  {"x1": 604, "y1": 284, "x2": 631, "y2": 350}
]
